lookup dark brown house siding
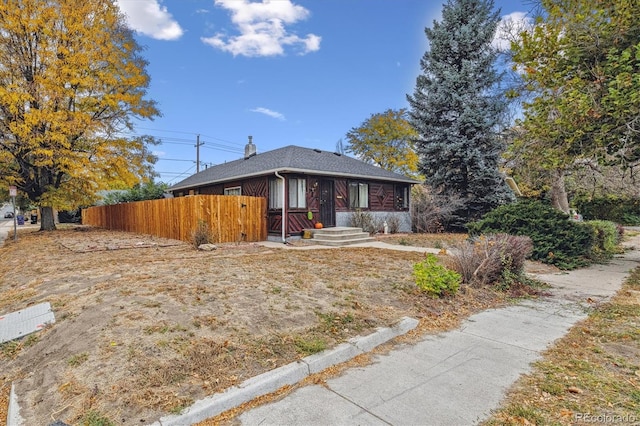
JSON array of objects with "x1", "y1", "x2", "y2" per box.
[
  {"x1": 370, "y1": 182, "x2": 395, "y2": 210},
  {"x1": 276, "y1": 177, "x2": 411, "y2": 235},
  {"x1": 334, "y1": 180, "x2": 349, "y2": 212},
  {"x1": 173, "y1": 174, "x2": 412, "y2": 238},
  {"x1": 196, "y1": 177, "x2": 268, "y2": 198}
]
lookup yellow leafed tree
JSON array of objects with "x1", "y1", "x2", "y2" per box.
[
  {"x1": 0, "y1": 0, "x2": 160, "y2": 230},
  {"x1": 345, "y1": 108, "x2": 420, "y2": 178}
]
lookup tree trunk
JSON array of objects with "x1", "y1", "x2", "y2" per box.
[
  {"x1": 550, "y1": 169, "x2": 570, "y2": 213},
  {"x1": 40, "y1": 206, "x2": 57, "y2": 231}
]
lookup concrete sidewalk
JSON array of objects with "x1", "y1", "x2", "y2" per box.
[
  {"x1": 238, "y1": 234, "x2": 640, "y2": 425},
  {"x1": 0, "y1": 219, "x2": 16, "y2": 244},
  {"x1": 0, "y1": 220, "x2": 38, "y2": 245}
]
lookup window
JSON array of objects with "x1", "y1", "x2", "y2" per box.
[
  {"x1": 269, "y1": 179, "x2": 283, "y2": 209},
  {"x1": 288, "y1": 178, "x2": 306, "y2": 209},
  {"x1": 395, "y1": 185, "x2": 409, "y2": 209},
  {"x1": 224, "y1": 186, "x2": 241, "y2": 196},
  {"x1": 349, "y1": 182, "x2": 369, "y2": 209}
]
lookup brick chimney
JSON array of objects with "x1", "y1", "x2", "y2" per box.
[{"x1": 244, "y1": 135, "x2": 256, "y2": 159}]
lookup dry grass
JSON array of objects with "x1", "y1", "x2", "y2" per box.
[
  {"x1": 0, "y1": 227, "x2": 538, "y2": 426},
  {"x1": 376, "y1": 232, "x2": 468, "y2": 249},
  {"x1": 483, "y1": 267, "x2": 640, "y2": 426}
]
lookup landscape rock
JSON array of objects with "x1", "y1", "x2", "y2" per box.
[{"x1": 198, "y1": 243, "x2": 218, "y2": 251}]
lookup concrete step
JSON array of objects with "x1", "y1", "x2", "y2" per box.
[
  {"x1": 312, "y1": 231, "x2": 370, "y2": 241},
  {"x1": 309, "y1": 236, "x2": 375, "y2": 246},
  {"x1": 312, "y1": 227, "x2": 365, "y2": 236},
  {"x1": 306, "y1": 226, "x2": 374, "y2": 247}
]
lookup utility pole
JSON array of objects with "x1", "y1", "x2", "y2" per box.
[
  {"x1": 9, "y1": 185, "x2": 16, "y2": 241},
  {"x1": 195, "y1": 134, "x2": 204, "y2": 173}
]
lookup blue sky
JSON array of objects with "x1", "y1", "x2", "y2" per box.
[{"x1": 114, "y1": 0, "x2": 534, "y2": 185}]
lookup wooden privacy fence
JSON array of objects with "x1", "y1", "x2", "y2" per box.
[{"x1": 82, "y1": 195, "x2": 267, "y2": 243}]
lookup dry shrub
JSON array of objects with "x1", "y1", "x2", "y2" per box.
[
  {"x1": 411, "y1": 185, "x2": 464, "y2": 233},
  {"x1": 449, "y1": 234, "x2": 533, "y2": 287},
  {"x1": 191, "y1": 220, "x2": 214, "y2": 248},
  {"x1": 384, "y1": 214, "x2": 401, "y2": 234},
  {"x1": 349, "y1": 209, "x2": 383, "y2": 234}
]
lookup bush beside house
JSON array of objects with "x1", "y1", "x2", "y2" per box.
[
  {"x1": 574, "y1": 195, "x2": 640, "y2": 225},
  {"x1": 467, "y1": 199, "x2": 622, "y2": 269}
]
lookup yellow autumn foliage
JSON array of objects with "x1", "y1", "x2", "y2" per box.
[
  {"x1": 0, "y1": 0, "x2": 159, "y2": 221},
  {"x1": 345, "y1": 108, "x2": 420, "y2": 178}
]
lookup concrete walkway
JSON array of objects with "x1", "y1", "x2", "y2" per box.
[
  {"x1": 0, "y1": 219, "x2": 16, "y2": 244},
  {"x1": 0, "y1": 219, "x2": 38, "y2": 245},
  {"x1": 259, "y1": 239, "x2": 442, "y2": 254},
  {"x1": 238, "y1": 234, "x2": 640, "y2": 425}
]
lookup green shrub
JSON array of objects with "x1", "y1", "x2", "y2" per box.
[
  {"x1": 622, "y1": 213, "x2": 640, "y2": 226},
  {"x1": 413, "y1": 253, "x2": 461, "y2": 297},
  {"x1": 449, "y1": 234, "x2": 533, "y2": 287},
  {"x1": 82, "y1": 410, "x2": 115, "y2": 426},
  {"x1": 584, "y1": 220, "x2": 622, "y2": 258},
  {"x1": 294, "y1": 336, "x2": 327, "y2": 355},
  {"x1": 573, "y1": 194, "x2": 640, "y2": 225},
  {"x1": 466, "y1": 199, "x2": 594, "y2": 270}
]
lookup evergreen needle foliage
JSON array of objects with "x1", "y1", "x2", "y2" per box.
[
  {"x1": 102, "y1": 181, "x2": 169, "y2": 205},
  {"x1": 407, "y1": 0, "x2": 514, "y2": 231},
  {"x1": 467, "y1": 199, "x2": 594, "y2": 269}
]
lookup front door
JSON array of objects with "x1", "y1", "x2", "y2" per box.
[{"x1": 319, "y1": 179, "x2": 335, "y2": 227}]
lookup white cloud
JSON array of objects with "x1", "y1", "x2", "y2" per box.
[
  {"x1": 202, "y1": 0, "x2": 321, "y2": 57},
  {"x1": 152, "y1": 150, "x2": 167, "y2": 157},
  {"x1": 116, "y1": 0, "x2": 183, "y2": 41},
  {"x1": 493, "y1": 11, "x2": 533, "y2": 52},
  {"x1": 251, "y1": 107, "x2": 286, "y2": 121}
]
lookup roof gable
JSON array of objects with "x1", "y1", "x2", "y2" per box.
[{"x1": 170, "y1": 145, "x2": 419, "y2": 191}]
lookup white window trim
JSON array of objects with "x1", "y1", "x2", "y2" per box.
[
  {"x1": 224, "y1": 186, "x2": 241, "y2": 196},
  {"x1": 288, "y1": 178, "x2": 307, "y2": 209},
  {"x1": 349, "y1": 182, "x2": 369, "y2": 209},
  {"x1": 269, "y1": 179, "x2": 283, "y2": 209}
]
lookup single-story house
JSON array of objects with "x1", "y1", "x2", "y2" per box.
[{"x1": 169, "y1": 138, "x2": 420, "y2": 240}]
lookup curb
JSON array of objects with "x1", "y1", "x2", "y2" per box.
[
  {"x1": 153, "y1": 316, "x2": 419, "y2": 426},
  {"x1": 7, "y1": 382, "x2": 24, "y2": 426}
]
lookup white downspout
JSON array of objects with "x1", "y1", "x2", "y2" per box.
[{"x1": 274, "y1": 171, "x2": 286, "y2": 243}]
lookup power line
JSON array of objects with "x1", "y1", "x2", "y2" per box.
[
  {"x1": 198, "y1": 133, "x2": 245, "y2": 147},
  {"x1": 163, "y1": 165, "x2": 196, "y2": 184},
  {"x1": 155, "y1": 140, "x2": 193, "y2": 145},
  {"x1": 128, "y1": 128, "x2": 245, "y2": 154},
  {"x1": 134, "y1": 126, "x2": 246, "y2": 147},
  {"x1": 201, "y1": 144, "x2": 243, "y2": 154},
  {"x1": 155, "y1": 171, "x2": 195, "y2": 175},
  {"x1": 127, "y1": 126, "x2": 248, "y2": 183},
  {"x1": 135, "y1": 126, "x2": 199, "y2": 136},
  {"x1": 156, "y1": 158, "x2": 195, "y2": 162}
]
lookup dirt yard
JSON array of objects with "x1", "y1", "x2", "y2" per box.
[{"x1": 0, "y1": 227, "x2": 541, "y2": 425}]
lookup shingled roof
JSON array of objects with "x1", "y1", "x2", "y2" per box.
[{"x1": 170, "y1": 145, "x2": 419, "y2": 191}]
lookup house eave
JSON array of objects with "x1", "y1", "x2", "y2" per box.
[{"x1": 169, "y1": 168, "x2": 420, "y2": 192}]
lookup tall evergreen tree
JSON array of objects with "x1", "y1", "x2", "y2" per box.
[{"x1": 407, "y1": 0, "x2": 514, "y2": 230}]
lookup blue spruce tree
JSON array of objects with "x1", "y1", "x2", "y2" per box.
[{"x1": 407, "y1": 0, "x2": 514, "y2": 231}]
